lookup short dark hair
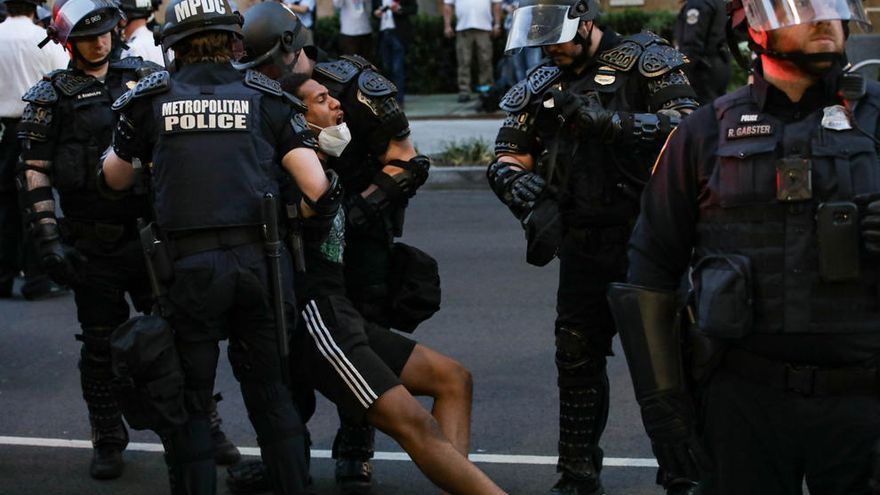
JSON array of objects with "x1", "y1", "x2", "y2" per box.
[
  {"x1": 278, "y1": 72, "x2": 311, "y2": 99},
  {"x1": 173, "y1": 31, "x2": 235, "y2": 65},
  {"x1": 5, "y1": 2, "x2": 37, "y2": 17}
]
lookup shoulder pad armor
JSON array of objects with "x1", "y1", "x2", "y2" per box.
[
  {"x1": 639, "y1": 42, "x2": 687, "y2": 78},
  {"x1": 111, "y1": 70, "x2": 171, "y2": 111},
  {"x1": 22, "y1": 78, "x2": 58, "y2": 106},
  {"x1": 357, "y1": 70, "x2": 397, "y2": 98},
  {"x1": 527, "y1": 64, "x2": 562, "y2": 95},
  {"x1": 628, "y1": 31, "x2": 665, "y2": 48},
  {"x1": 597, "y1": 40, "x2": 643, "y2": 71},
  {"x1": 51, "y1": 71, "x2": 97, "y2": 97},
  {"x1": 314, "y1": 58, "x2": 361, "y2": 84},
  {"x1": 111, "y1": 56, "x2": 164, "y2": 79},
  {"x1": 500, "y1": 79, "x2": 530, "y2": 113},
  {"x1": 110, "y1": 56, "x2": 147, "y2": 72},
  {"x1": 282, "y1": 91, "x2": 308, "y2": 113},
  {"x1": 244, "y1": 69, "x2": 283, "y2": 96},
  {"x1": 340, "y1": 54, "x2": 376, "y2": 71}
]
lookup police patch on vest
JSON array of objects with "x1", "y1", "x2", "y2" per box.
[
  {"x1": 161, "y1": 98, "x2": 250, "y2": 133},
  {"x1": 173, "y1": 0, "x2": 226, "y2": 22},
  {"x1": 686, "y1": 8, "x2": 699, "y2": 25},
  {"x1": 726, "y1": 124, "x2": 773, "y2": 139}
]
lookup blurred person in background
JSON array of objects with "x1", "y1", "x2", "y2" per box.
[
  {"x1": 443, "y1": 0, "x2": 502, "y2": 102},
  {"x1": 335, "y1": 0, "x2": 374, "y2": 60},
  {"x1": 0, "y1": 0, "x2": 68, "y2": 300}
]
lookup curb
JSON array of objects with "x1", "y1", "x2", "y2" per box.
[{"x1": 424, "y1": 166, "x2": 487, "y2": 190}]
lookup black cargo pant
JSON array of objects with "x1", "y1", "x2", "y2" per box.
[
  {"x1": 166, "y1": 243, "x2": 308, "y2": 494},
  {"x1": 70, "y1": 230, "x2": 152, "y2": 440},
  {"x1": 553, "y1": 227, "x2": 630, "y2": 480},
  {"x1": 701, "y1": 367, "x2": 880, "y2": 495}
]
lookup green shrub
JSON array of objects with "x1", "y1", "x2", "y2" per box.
[
  {"x1": 314, "y1": 9, "x2": 682, "y2": 94},
  {"x1": 432, "y1": 138, "x2": 495, "y2": 167}
]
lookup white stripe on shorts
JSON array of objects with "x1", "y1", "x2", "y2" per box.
[{"x1": 303, "y1": 300, "x2": 379, "y2": 409}]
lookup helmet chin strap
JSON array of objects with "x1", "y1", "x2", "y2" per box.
[
  {"x1": 71, "y1": 43, "x2": 111, "y2": 69},
  {"x1": 749, "y1": 38, "x2": 845, "y2": 77},
  {"x1": 565, "y1": 22, "x2": 594, "y2": 74}
]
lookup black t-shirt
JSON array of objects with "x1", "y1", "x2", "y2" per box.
[{"x1": 296, "y1": 209, "x2": 347, "y2": 302}]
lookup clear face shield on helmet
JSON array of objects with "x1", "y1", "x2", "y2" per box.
[
  {"x1": 504, "y1": 4, "x2": 581, "y2": 53},
  {"x1": 743, "y1": 0, "x2": 872, "y2": 32}
]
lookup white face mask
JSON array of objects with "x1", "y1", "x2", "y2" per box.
[{"x1": 309, "y1": 121, "x2": 351, "y2": 157}]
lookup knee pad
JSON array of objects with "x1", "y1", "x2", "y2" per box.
[{"x1": 555, "y1": 325, "x2": 610, "y2": 387}]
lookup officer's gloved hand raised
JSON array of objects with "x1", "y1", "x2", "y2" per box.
[
  {"x1": 544, "y1": 88, "x2": 620, "y2": 141},
  {"x1": 33, "y1": 222, "x2": 85, "y2": 286},
  {"x1": 855, "y1": 193, "x2": 880, "y2": 256},
  {"x1": 640, "y1": 391, "x2": 712, "y2": 483}
]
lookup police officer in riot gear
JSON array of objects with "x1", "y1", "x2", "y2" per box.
[
  {"x1": 101, "y1": 0, "x2": 337, "y2": 491},
  {"x1": 228, "y1": 4, "x2": 431, "y2": 493},
  {"x1": 17, "y1": 0, "x2": 160, "y2": 479},
  {"x1": 673, "y1": 0, "x2": 730, "y2": 103},
  {"x1": 608, "y1": 0, "x2": 880, "y2": 493},
  {"x1": 489, "y1": 0, "x2": 698, "y2": 493}
]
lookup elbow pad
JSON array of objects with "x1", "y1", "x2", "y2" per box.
[{"x1": 302, "y1": 169, "x2": 344, "y2": 219}]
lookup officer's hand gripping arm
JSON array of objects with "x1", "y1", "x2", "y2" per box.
[
  {"x1": 606, "y1": 283, "x2": 712, "y2": 483},
  {"x1": 283, "y1": 147, "x2": 343, "y2": 240},
  {"x1": 345, "y1": 155, "x2": 431, "y2": 229}
]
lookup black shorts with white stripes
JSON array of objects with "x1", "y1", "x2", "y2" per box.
[{"x1": 298, "y1": 295, "x2": 416, "y2": 419}]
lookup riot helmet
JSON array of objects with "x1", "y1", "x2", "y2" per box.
[
  {"x1": 505, "y1": 0, "x2": 599, "y2": 53},
  {"x1": 158, "y1": 0, "x2": 242, "y2": 51},
  {"x1": 727, "y1": 0, "x2": 872, "y2": 70},
  {"x1": 233, "y1": 2, "x2": 308, "y2": 74},
  {"x1": 117, "y1": 0, "x2": 155, "y2": 20},
  {"x1": 41, "y1": 0, "x2": 122, "y2": 46}
]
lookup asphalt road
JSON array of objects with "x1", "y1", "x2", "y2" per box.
[{"x1": 0, "y1": 190, "x2": 658, "y2": 495}]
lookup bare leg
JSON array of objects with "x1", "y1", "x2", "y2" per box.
[
  {"x1": 398, "y1": 344, "x2": 473, "y2": 454},
  {"x1": 367, "y1": 385, "x2": 506, "y2": 495}
]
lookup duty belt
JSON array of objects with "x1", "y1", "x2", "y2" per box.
[
  {"x1": 62, "y1": 218, "x2": 138, "y2": 243},
  {"x1": 170, "y1": 226, "x2": 263, "y2": 260},
  {"x1": 722, "y1": 347, "x2": 880, "y2": 397}
]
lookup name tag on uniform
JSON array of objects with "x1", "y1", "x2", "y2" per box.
[
  {"x1": 821, "y1": 105, "x2": 853, "y2": 131},
  {"x1": 726, "y1": 123, "x2": 774, "y2": 139},
  {"x1": 160, "y1": 98, "x2": 250, "y2": 133}
]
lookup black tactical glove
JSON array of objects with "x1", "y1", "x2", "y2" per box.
[
  {"x1": 856, "y1": 193, "x2": 880, "y2": 256},
  {"x1": 640, "y1": 391, "x2": 712, "y2": 482},
  {"x1": 486, "y1": 160, "x2": 546, "y2": 220},
  {"x1": 545, "y1": 89, "x2": 621, "y2": 141},
  {"x1": 33, "y1": 222, "x2": 85, "y2": 286}
]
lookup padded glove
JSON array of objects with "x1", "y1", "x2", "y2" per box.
[
  {"x1": 545, "y1": 88, "x2": 621, "y2": 141},
  {"x1": 33, "y1": 223, "x2": 85, "y2": 286},
  {"x1": 486, "y1": 160, "x2": 546, "y2": 220},
  {"x1": 640, "y1": 391, "x2": 712, "y2": 482}
]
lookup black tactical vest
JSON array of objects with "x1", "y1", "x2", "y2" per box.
[
  {"x1": 696, "y1": 82, "x2": 880, "y2": 335},
  {"x1": 50, "y1": 65, "x2": 150, "y2": 223},
  {"x1": 151, "y1": 74, "x2": 280, "y2": 232}
]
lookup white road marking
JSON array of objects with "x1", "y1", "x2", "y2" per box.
[{"x1": 0, "y1": 435, "x2": 659, "y2": 468}]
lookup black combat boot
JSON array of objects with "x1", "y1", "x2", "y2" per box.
[
  {"x1": 79, "y1": 326, "x2": 128, "y2": 479},
  {"x1": 550, "y1": 384, "x2": 609, "y2": 495},
  {"x1": 161, "y1": 417, "x2": 217, "y2": 495},
  {"x1": 90, "y1": 422, "x2": 129, "y2": 479},
  {"x1": 209, "y1": 394, "x2": 241, "y2": 465},
  {"x1": 332, "y1": 420, "x2": 375, "y2": 495}
]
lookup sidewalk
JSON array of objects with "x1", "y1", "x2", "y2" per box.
[{"x1": 404, "y1": 93, "x2": 504, "y2": 120}]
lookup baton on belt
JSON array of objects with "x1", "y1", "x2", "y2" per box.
[{"x1": 262, "y1": 194, "x2": 290, "y2": 383}]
